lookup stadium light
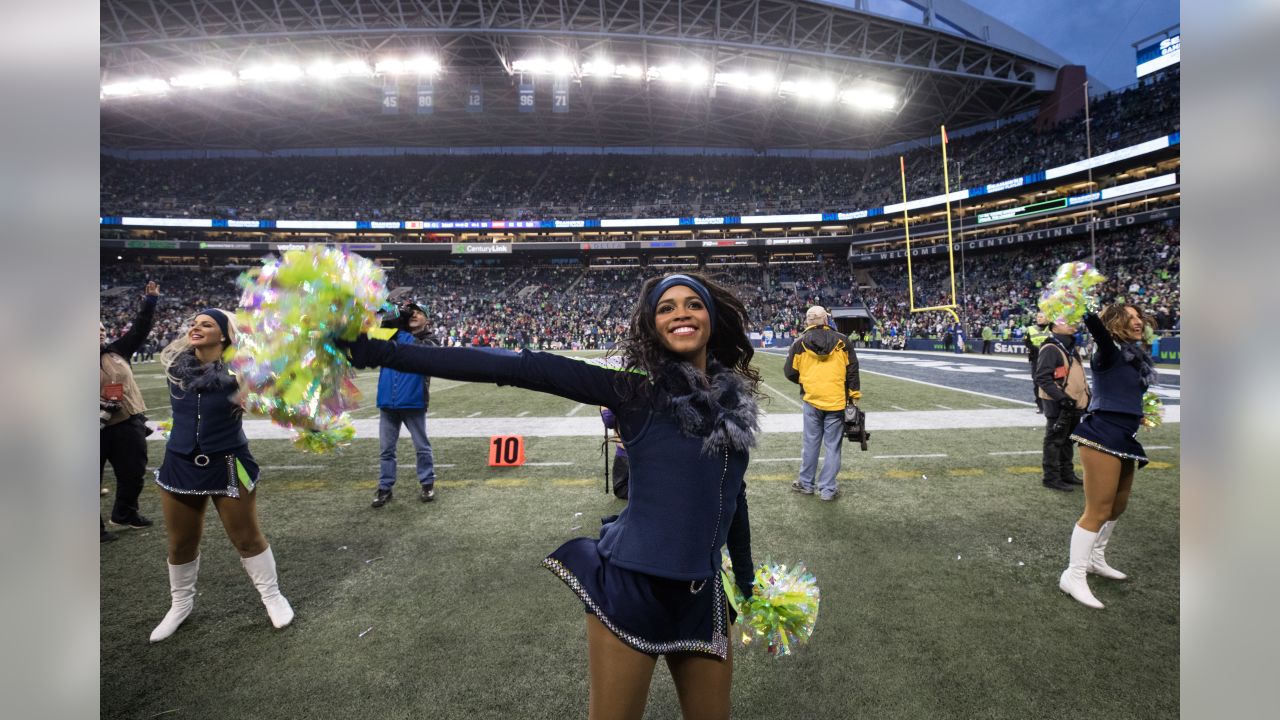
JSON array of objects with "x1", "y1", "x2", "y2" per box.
[
  {"x1": 169, "y1": 70, "x2": 237, "y2": 89},
  {"x1": 375, "y1": 57, "x2": 441, "y2": 76},
  {"x1": 100, "y1": 78, "x2": 170, "y2": 98},
  {"x1": 779, "y1": 80, "x2": 837, "y2": 103},
  {"x1": 512, "y1": 57, "x2": 575, "y2": 76},
  {"x1": 239, "y1": 63, "x2": 303, "y2": 82},
  {"x1": 839, "y1": 86, "x2": 897, "y2": 111},
  {"x1": 581, "y1": 58, "x2": 612, "y2": 77},
  {"x1": 306, "y1": 59, "x2": 373, "y2": 80}
]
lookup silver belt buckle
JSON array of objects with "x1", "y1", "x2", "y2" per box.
[{"x1": 193, "y1": 454, "x2": 211, "y2": 467}]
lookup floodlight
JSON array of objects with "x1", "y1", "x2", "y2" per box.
[
  {"x1": 549, "y1": 58, "x2": 574, "y2": 76},
  {"x1": 100, "y1": 78, "x2": 169, "y2": 97},
  {"x1": 839, "y1": 86, "x2": 897, "y2": 110},
  {"x1": 376, "y1": 57, "x2": 441, "y2": 76},
  {"x1": 616, "y1": 64, "x2": 643, "y2": 79},
  {"x1": 239, "y1": 64, "x2": 303, "y2": 82},
  {"x1": 169, "y1": 70, "x2": 237, "y2": 89},
  {"x1": 581, "y1": 59, "x2": 612, "y2": 77},
  {"x1": 714, "y1": 72, "x2": 750, "y2": 89},
  {"x1": 307, "y1": 59, "x2": 373, "y2": 79},
  {"x1": 512, "y1": 58, "x2": 546, "y2": 74}
]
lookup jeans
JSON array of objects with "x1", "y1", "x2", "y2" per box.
[
  {"x1": 798, "y1": 402, "x2": 844, "y2": 498},
  {"x1": 379, "y1": 409, "x2": 436, "y2": 489}
]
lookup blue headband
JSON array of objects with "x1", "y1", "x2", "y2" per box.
[
  {"x1": 198, "y1": 308, "x2": 231, "y2": 342},
  {"x1": 646, "y1": 274, "x2": 716, "y2": 333}
]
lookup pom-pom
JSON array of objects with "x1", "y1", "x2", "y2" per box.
[
  {"x1": 1141, "y1": 390, "x2": 1164, "y2": 429},
  {"x1": 231, "y1": 246, "x2": 388, "y2": 452},
  {"x1": 722, "y1": 553, "x2": 821, "y2": 658},
  {"x1": 1037, "y1": 262, "x2": 1107, "y2": 326},
  {"x1": 155, "y1": 419, "x2": 172, "y2": 440}
]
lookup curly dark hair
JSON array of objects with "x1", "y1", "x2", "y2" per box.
[
  {"x1": 1099, "y1": 302, "x2": 1148, "y2": 343},
  {"x1": 615, "y1": 272, "x2": 762, "y2": 397}
]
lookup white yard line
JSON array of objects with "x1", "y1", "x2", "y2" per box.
[
  {"x1": 934, "y1": 404, "x2": 954, "y2": 410},
  {"x1": 874, "y1": 453, "x2": 948, "y2": 459},
  {"x1": 988, "y1": 450, "x2": 1042, "y2": 456},
  {"x1": 761, "y1": 382, "x2": 804, "y2": 409},
  {"x1": 526, "y1": 462, "x2": 574, "y2": 466},
  {"x1": 467, "y1": 411, "x2": 482, "y2": 418},
  {"x1": 890, "y1": 405, "x2": 908, "y2": 411},
  {"x1": 979, "y1": 403, "x2": 998, "y2": 409},
  {"x1": 859, "y1": 368, "x2": 1037, "y2": 406},
  {"x1": 567, "y1": 403, "x2": 587, "y2": 416},
  {"x1": 753, "y1": 457, "x2": 802, "y2": 463},
  {"x1": 517, "y1": 410, "x2": 531, "y2": 417}
]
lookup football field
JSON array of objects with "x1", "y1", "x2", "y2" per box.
[{"x1": 101, "y1": 348, "x2": 1180, "y2": 719}]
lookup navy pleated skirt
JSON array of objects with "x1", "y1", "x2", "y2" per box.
[
  {"x1": 154, "y1": 445, "x2": 260, "y2": 498},
  {"x1": 1071, "y1": 411, "x2": 1149, "y2": 468},
  {"x1": 543, "y1": 537, "x2": 730, "y2": 659}
]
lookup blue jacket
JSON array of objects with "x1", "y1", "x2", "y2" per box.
[
  {"x1": 376, "y1": 330, "x2": 436, "y2": 409},
  {"x1": 350, "y1": 340, "x2": 755, "y2": 594}
]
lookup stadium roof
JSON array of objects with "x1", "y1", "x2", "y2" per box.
[{"x1": 101, "y1": 0, "x2": 1075, "y2": 153}]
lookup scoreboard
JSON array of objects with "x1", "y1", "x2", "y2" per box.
[{"x1": 1136, "y1": 34, "x2": 1180, "y2": 79}]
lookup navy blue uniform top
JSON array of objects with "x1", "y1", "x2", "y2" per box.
[
  {"x1": 350, "y1": 340, "x2": 754, "y2": 587},
  {"x1": 1084, "y1": 313, "x2": 1148, "y2": 417},
  {"x1": 166, "y1": 365, "x2": 248, "y2": 455}
]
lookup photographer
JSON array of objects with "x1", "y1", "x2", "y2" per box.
[
  {"x1": 370, "y1": 301, "x2": 439, "y2": 508},
  {"x1": 784, "y1": 306, "x2": 861, "y2": 501},
  {"x1": 100, "y1": 280, "x2": 160, "y2": 540},
  {"x1": 1034, "y1": 320, "x2": 1091, "y2": 492}
]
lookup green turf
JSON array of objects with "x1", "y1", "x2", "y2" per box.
[
  {"x1": 102, "y1": 404, "x2": 1179, "y2": 718},
  {"x1": 129, "y1": 349, "x2": 1026, "y2": 423}
]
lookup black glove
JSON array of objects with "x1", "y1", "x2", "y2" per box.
[
  {"x1": 735, "y1": 573, "x2": 755, "y2": 603},
  {"x1": 334, "y1": 334, "x2": 387, "y2": 369},
  {"x1": 99, "y1": 399, "x2": 122, "y2": 429},
  {"x1": 1058, "y1": 398, "x2": 1079, "y2": 415}
]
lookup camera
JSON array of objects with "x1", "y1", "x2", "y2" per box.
[
  {"x1": 843, "y1": 405, "x2": 870, "y2": 451},
  {"x1": 100, "y1": 399, "x2": 122, "y2": 428}
]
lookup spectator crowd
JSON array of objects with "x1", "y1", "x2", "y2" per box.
[{"x1": 101, "y1": 221, "x2": 1179, "y2": 355}]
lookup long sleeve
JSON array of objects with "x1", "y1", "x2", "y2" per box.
[
  {"x1": 726, "y1": 482, "x2": 754, "y2": 599},
  {"x1": 1082, "y1": 312, "x2": 1119, "y2": 370},
  {"x1": 105, "y1": 295, "x2": 157, "y2": 360},
  {"x1": 845, "y1": 342, "x2": 861, "y2": 395},
  {"x1": 345, "y1": 336, "x2": 633, "y2": 408}
]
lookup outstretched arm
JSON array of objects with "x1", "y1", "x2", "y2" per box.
[
  {"x1": 105, "y1": 282, "x2": 159, "y2": 360},
  {"x1": 338, "y1": 334, "x2": 633, "y2": 407},
  {"x1": 1082, "y1": 312, "x2": 1118, "y2": 369}
]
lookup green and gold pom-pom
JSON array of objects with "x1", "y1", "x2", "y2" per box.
[
  {"x1": 722, "y1": 552, "x2": 821, "y2": 658},
  {"x1": 1141, "y1": 391, "x2": 1164, "y2": 429},
  {"x1": 231, "y1": 246, "x2": 387, "y2": 453},
  {"x1": 1037, "y1": 261, "x2": 1107, "y2": 327}
]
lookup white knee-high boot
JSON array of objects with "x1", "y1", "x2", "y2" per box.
[
  {"x1": 241, "y1": 546, "x2": 294, "y2": 629},
  {"x1": 1059, "y1": 524, "x2": 1105, "y2": 609},
  {"x1": 1088, "y1": 520, "x2": 1128, "y2": 580},
  {"x1": 150, "y1": 555, "x2": 200, "y2": 642}
]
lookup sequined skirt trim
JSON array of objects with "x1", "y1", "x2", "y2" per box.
[
  {"x1": 542, "y1": 557, "x2": 729, "y2": 659},
  {"x1": 154, "y1": 448, "x2": 259, "y2": 498}
]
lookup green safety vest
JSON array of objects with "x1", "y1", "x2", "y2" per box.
[{"x1": 1026, "y1": 325, "x2": 1051, "y2": 347}]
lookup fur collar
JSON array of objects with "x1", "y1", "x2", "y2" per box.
[
  {"x1": 654, "y1": 356, "x2": 760, "y2": 455},
  {"x1": 170, "y1": 350, "x2": 239, "y2": 394},
  {"x1": 1120, "y1": 341, "x2": 1158, "y2": 389}
]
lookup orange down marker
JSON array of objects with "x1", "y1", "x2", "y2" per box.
[{"x1": 488, "y1": 435, "x2": 526, "y2": 467}]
